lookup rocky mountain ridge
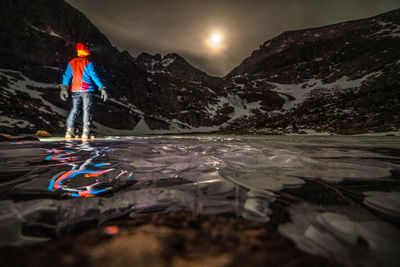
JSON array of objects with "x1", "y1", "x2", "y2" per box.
[
  {"x1": 0, "y1": 0, "x2": 234, "y2": 135},
  {"x1": 223, "y1": 8, "x2": 400, "y2": 134},
  {"x1": 0, "y1": 0, "x2": 399, "y2": 135}
]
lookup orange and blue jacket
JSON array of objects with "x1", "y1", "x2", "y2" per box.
[{"x1": 62, "y1": 57, "x2": 103, "y2": 93}]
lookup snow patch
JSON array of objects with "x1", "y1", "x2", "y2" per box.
[
  {"x1": 278, "y1": 94, "x2": 291, "y2": 110},
  {"x1": 132, "y1": 118, "x2": 152, "y2": 134},
  {"x1": 270, "y1": 71, "x2": 382, "y2": 109},
  {"x1": 0, "y1": 69, "x2": 67, "y2": 117},
  {"x1": 370, "y1": 20, "x2": 400, "y2": 39},
  {"x1": 29, "y1": 25, "x2": 63, "y2": 39},
  {"x1": 161, "y1": 57, "x2": 175, "y2": 67},
  {"x1": 0, "y1": 116, "x2": 34, "y2": 128},
  {"x1": 206, "y1": 94, "x2": 263, "y2": 125},
  {"x1": 42, "y1": 66, "x2": 61, "y2": 71}
]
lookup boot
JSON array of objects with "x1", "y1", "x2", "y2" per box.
[
  {"x1": 81, "y1": 126, "x2": 90, "y2": 140},
  {"x1": 65, "y1": 127, "x2": 74, "y2": 139}
]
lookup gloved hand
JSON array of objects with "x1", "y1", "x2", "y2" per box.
[
  {"x1": 99, "y1": 86, "x2": 108, "y2": 102},
  {"x1": 58, "y1": 84, "x2": 69, "y2": 101}
]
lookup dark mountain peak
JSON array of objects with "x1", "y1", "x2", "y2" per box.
[
  {"x1": 136, "y1": 52, "x2": 153, "y2": 60},
  {"x1": 0, "y1": 0, "x2": 120, "y2": 79},
  {"x1": 220, "y1": 8, "x2": 400, "y2": 134},
  {"x1": 136, "y1": 52, "x2": 160, "y2": 65},
  {"x1": 164, "y1": 53, "x2": 177, "y2": 58},
  {"x1": 227, "y1": 8, "x2": 400, "y2": 82},
  {"x1": 135, "y1": 51, "x2": 219, "y2": 84},
  {"x1": 154, "y1": 53, "x2": 162, "y2": 61},
  {"x1": 0, "y1": 0, "x2": 230, "y2": 136},
  {"x1": 136, "y1": 52, "x2": 170, "y2": 70},
  {"x1": 367, "y1": 7, "x2": 400, "y2": 22},
  {"x1": 164, "y1": 53, "x2": 186, "y2": 61},
  {"x1": 136, "y1": 52, "x2": 182, "y2": 67}
]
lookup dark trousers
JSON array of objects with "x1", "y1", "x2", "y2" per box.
[{"x1": 66, "y1": 92, "x2": 93, "y2": 127}]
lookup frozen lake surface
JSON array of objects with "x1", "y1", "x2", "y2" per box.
[{"x1": 0, "y1": 135, "x2": 399, "y2": 266}]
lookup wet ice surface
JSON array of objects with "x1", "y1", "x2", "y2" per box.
[{"x1": 0, "y1": 135, "x2": 399, "y2": 266}]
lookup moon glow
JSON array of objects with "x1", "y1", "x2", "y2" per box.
[{"x1": 206, "y1": 32, "x2": 225, "y2": 51}]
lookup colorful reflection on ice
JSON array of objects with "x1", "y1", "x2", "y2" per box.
[
  {"x1": 48, "y1": 169, "x2": 114, "y2": 197},
  {"x1": 43, "y1": 141, "x2": 134, "y2": 197}
]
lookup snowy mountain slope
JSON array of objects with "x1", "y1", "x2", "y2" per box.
[
  {"x1": 223, "y1": 8, "x2": 400, "y2": 134},
  {"x1": 0, "y1": 0, "x2": 240, "y2": 135},
  {"x1": 136, "y1": 52, "x2": 222, "y2": 88},
  {"x1": 0, "y1": 69, "x2": 64, "y2": 135},
  {"x1": 0, "y1": 0, "x2": 398, "y2": 135}
]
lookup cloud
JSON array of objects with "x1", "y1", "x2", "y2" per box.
[{"x1": 66, "y1": 0, "x2": 400, "y2": 76}]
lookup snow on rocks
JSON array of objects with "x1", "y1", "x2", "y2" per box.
[
  {"x1": 29, "y1": 25, "x2": 64, "y2": 39},
  {"x1": 371, "y1": 20, "x2": 400, "y2": 39},
  {"x1": 0, "y1": 116, "x2": 34, "y2": 128},
  {"x1": 269, "y1": 71, "x2": 382, "y2": 110},
  {"x1": 0, "y1": 69, "x2": 66, "y2": 116},
  {"x1": 213, "y1": 94, "x2": 263, "y2": 121},
  {"x1": 161, "y1": 56, "x2": 176, "y2": 67},
  {"x1": 133, "y1": 118, "x2": 153, "y2": 134}
]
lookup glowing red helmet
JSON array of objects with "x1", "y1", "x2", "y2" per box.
[{"x1": 76, "y1": 43, "x2": 90, "y2": 57}]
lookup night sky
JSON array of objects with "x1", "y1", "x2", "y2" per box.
[{"x1": 66, "y1": 0, "x2": 400, "y2": 77}]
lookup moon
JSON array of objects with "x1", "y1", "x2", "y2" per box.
[
  {"x1": 210, "y1": 33, "x2": 222, "y2": 46},
  {"x1": 206, "y1": 32, "x2": 224, "y2": 51}
]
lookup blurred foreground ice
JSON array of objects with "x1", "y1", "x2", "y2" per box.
[{"x1": 0, "y1": 135, "x2": 399, "y2": 266}]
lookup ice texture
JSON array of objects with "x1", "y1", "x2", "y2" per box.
[
  {"x1": 279, "y1": 205, "x2": 400, "y2": 267},
  {"x1": 0, "y1": 134, "x2": 399, "y2": 265},
  {"x1": 363, "y1": 191, "x2": 400, "y2": 218}
]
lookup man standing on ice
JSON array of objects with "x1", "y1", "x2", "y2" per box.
[{"x1": 58, "y1": 43, "x2": 108, "y2": 140}]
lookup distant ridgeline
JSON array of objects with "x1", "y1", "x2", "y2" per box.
[{"x1": 0, "y1": 0, "x2": 399, "y2": 135}]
